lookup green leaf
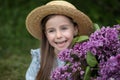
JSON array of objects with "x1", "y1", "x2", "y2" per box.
[
  {"x1": 94, "y1": 23, "x2": 100, "y2": 31},
  {"x1": 72, "y1": 35, "x2": 89, "y2": 46},
  {"x1": 84, "y1": 66, "x2": 91, "y2": 80},
  {"x1": 116, "y1": 19, "x2": 120, "y2": 24},
  {"x1": 86, "y1": 51, "x2": 98, "y2": 67}
]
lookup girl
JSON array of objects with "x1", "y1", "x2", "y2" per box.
[{"x1": 25, "y1": 1, "x2": 93, "y2": 80}]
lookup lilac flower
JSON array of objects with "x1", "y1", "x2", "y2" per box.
[
  {"x1": 70, "y1": 62, "x2": 85, "y2": 78},
  {"x1": 73, "y1": 42, "x2": 89, "y2": 59},
  {"x1": 58, "y1": 49, "x2": 74, "y2": 62},
  {"x1": 88, "y1": 27, "x2": 120, "y2": 61},
  {"x1": 50, "y1": 62, "x2": 83, "y2": 80},
  {"x1": 97, "y1": 54, "x2": 120, "y2": 80},
  {"x1": 113, "y1": 24, "x2": 120, "y2": 34},
  {"x1": 50, "y1": 65, "x2": 72, "y2": 80}
]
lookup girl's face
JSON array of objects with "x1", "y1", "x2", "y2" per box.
[{"x1": 45, "y1": 15, "x2": 78, "y2": 54}]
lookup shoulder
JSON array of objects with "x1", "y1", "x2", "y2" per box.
[
  {"x1": 25, "y1": 48, "x2": 41, "y2": 80},
  {"x1": 31, "y1": 48, "x2": 40, "y2": 60}
]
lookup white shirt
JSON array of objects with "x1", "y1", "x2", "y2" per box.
[{"x1": 25, "y1": 49, "x2": 64, "y2": 80}]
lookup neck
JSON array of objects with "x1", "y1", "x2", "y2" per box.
[{"x1": 54, "y1": 49, "x2": 60, "y2": 57}]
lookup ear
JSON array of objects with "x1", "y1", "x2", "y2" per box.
[{"x1": 74, "y1": 25, "x2": 78, "y2": 36}]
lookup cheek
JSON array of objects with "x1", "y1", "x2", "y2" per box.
[
  {"x1": 63, "y1": 31, "x2": 74, "y2": 40},
  {"x1": 46, "y1": 34, "x2": 55, "y2": 43},
  {"x1": 46, "y1": 35, "x2": 53, "y2": 46},
  {"x1": 64, "y1": 30, "x2": 75, "y2": 37},
  {"x1": 46, "y1": 35, "x2": 52, "y2": 41}
]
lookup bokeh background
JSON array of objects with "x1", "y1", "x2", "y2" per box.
[{"x1": 0, "y1": 0, "x2": 120, "y2": 80}]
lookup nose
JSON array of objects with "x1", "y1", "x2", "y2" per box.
[{"x1": 56, "y1": 30, "x2": 62, "y2": 39}]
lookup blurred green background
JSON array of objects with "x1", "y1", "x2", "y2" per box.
[{"x1": 0, "y1": 0, "x2": 120, "y2": 80}]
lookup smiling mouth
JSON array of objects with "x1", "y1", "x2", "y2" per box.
[
  {"x1": 55, "y1": 40, "x2": 67, "y2": 44},
  {"x1": 55, "y1": 40, "x2": 67, "y2": 47}
]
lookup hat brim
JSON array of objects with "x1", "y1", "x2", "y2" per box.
[{"x1": 26, "y1": 5, "x2": 93, "y2": 40}]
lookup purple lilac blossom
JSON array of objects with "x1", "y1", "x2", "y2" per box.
[
  {"x1": 88, "y1": 27, "x2": 120, "y2": 62},
  {"x1": 50, "y1": 62, "x2": 83, "y2": 80},
  {"x1": 58, "y1": 49, "x2": 74, "y2": 62},
  {"x1": 73, "y1": 26, "x2": 120, "y2": 62},
  {"x1": 113, "y1": 24, "x2": 120, "y2": 34},
  {"x1": 57, "y1": 48, "x2": 85, "y2": 79},
  {"x1": 73, "y1": 41, "x2": 90, "y2": 59},
  {"x1": 50, "y1": 65, "x2": 72, "y2": 80},
  {"x1": 97, "y1": 54, "x2": 120, "y2": 80}
]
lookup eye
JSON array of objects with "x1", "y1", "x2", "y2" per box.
[
  {"x1": 61, "y1": 26, "x2": 68, "y2": 30},
  {"x1": 46, "y1": 29, "x2": 55, "y2": 33}
]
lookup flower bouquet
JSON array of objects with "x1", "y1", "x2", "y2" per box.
[{"x1": 50, "y1": 24, "x2": 120, "y2": 80}]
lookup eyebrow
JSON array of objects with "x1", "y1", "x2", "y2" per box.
[{"x1": 45, "y1": 27, "x2": 55, "y2": 32}]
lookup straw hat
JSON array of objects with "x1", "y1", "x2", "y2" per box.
[{"x1": 26, "y1": 0, "x2": 93, "y2": 40}]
